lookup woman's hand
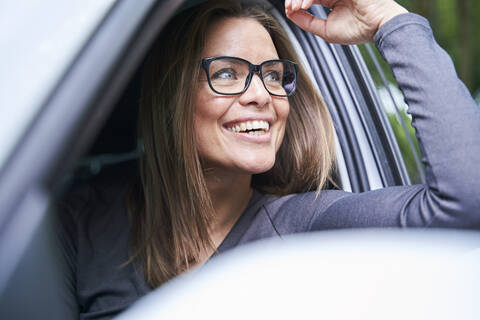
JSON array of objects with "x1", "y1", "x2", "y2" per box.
[{"x1": 285, "y1": 0, "x2": 408, "y2": 44}]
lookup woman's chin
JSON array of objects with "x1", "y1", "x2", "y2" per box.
[{"x1": 234, "y1": 156, "x2": 275, "y2": 175}]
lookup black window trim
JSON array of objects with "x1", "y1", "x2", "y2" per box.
[{"x1": 286, "y1": 14, "x2": 370, "y2": 192}]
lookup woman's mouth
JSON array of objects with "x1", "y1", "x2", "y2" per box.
[{"x1": 225, "y1": 120, "x2": 270, "y2": 135}]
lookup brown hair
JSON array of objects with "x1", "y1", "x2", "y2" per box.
[{"x1": 127, "y1": 0, "x2": 336, "y2": 287}]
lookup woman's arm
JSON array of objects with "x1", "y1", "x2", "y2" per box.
[{"x1": 286, "y1": 0, "x2": 480, "y2": 228}]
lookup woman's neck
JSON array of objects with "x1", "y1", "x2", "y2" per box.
[{"x1": 204, "y1": 168, "x2": 253, "y2": 246}]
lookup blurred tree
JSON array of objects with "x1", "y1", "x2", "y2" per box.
[
  {"x1": 358, "y1": 1, "x2": 480, "y2": 185},
  {"x1": 387, "y1": 112, "x2": 422, "y2": 184},
  {"x1": 397, "y1": 0, "x2": 479, "y2": 95},
  {"x1": 457, "y1": 0, "x2": 473, "y2": 89}
]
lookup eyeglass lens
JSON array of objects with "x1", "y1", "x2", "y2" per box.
[{"x1": 208, "y1": 58, "x2": 296, "y2": 96}]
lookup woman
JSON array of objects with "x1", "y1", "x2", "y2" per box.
[{"x1": 60, "y1": 0, "x2": 480, "y2": 318}]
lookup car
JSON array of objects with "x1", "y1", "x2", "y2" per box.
[
  {"x1": 116, "y1": 229, "x2": 480, "y2": 320},
  {"x1": 0, "y1": 0, "x2": 475, "y2": 319}
]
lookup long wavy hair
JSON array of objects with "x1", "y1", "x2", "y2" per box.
[{"x1": 127, "y1": 0, "x2": 336, "y2": 287}]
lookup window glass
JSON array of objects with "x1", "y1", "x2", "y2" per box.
[
  {"x1": 358, "y1": 44, "x2": 425, "y2": 184},
  {"x1": 0, "y1": 0, "x2": 116, "y2": 170}
]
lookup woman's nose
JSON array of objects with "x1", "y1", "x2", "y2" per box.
[{"x1": 238, "y1": 74, "x2": 272, "y2": 108}]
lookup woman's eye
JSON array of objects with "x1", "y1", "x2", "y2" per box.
[
  {"x1": 211, "y1": 68, "x2": 237, "y2": 80},
  {"x1": 264, "y1": 71, "x2": 281, "y2": 82}
]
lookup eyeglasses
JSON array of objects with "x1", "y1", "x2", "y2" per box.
[{"x1": 200, "y1": 56, "x2": 298, "y2": 97}]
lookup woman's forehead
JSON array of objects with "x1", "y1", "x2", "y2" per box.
[{"x1": 203, "y1": 17, "x2": 279, "y2": 63}]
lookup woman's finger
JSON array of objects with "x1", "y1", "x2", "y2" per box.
[
  {"x1": 285, "y1": 0, "x2": 323, "y2": 11},
  {"x1": 300, "y1": 0, "x2": 315, "y2": 10},
  {"x1": 286, "y1": 9, "x2": 328, "y2": 39},
  {"x1": 297, "y1": 0, "x2": 337, "y2": 10},
  {"x1": 288, "y1": 0, "x2": 299, "y2": 11},
  {"x1": 285, "y1": 0, "x2": 321, "y2": 12}
]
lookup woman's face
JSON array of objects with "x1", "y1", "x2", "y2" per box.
[{"x1": 194, "y1": 17, "x2": 290, "y2": 175}]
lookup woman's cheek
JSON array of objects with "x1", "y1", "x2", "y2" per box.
[{"x1": 275, "y1": 101, "x2": 290, "y2": 151}]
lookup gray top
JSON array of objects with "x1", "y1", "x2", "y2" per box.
[{"x1": 58, "y1": 13, "x2": 480, "y2": 320}]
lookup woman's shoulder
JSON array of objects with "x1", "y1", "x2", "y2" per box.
[
  {"x1": 262, "y1": 189, "x2": 349, "y2": 211},
  {"x1": 216, "y1": 189, "x2": 351, "y2": 251},
  {"x1": 254, "y1": 189, "x2": 351, "y2": 234}
]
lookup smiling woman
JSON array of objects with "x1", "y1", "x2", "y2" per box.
[
  {"x1": 56, "y1": 0, "x2": 480, "y2": 318},
  {"x1": 195, "y1": 18, "x2": 290, "y2": 175},
  {"x1": 131, "y1": 1, "x2": 335, "y2": 286}
]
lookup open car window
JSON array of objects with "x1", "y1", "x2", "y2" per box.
[{"x1": 0, "y1": 0, "x2": 116, "y2": 170}]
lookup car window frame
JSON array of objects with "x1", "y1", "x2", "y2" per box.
[{"x1": 282, "y1": 3, "x2": 411, "y2": 192}]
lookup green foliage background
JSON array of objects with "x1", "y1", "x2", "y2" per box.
[
  {"x1": 397, "y1": 0, "x2": 480, "y2": 100},
  {"x1": 359, "y1": 0, "x2": 479, "y2": 184}
]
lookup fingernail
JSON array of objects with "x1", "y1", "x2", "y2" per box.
[{"x1": 292, "y1": 0, "x2": 299, "y2": 10}]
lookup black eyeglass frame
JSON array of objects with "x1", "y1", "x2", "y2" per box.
[{"x1": 200, "y1": 56, "x2": 299, "y2": 97}]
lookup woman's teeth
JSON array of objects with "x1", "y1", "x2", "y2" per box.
[{"x1": 227, "y1": 120, "x2": 270, "y2": 135}]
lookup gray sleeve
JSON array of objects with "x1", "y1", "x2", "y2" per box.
[{"x1": 311, "y1": 13, "x2": 480, "y2": 230}]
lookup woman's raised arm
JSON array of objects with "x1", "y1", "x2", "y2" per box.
[{"x1": 286, "y1": 0, "x2": 480, "y2": 228}]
